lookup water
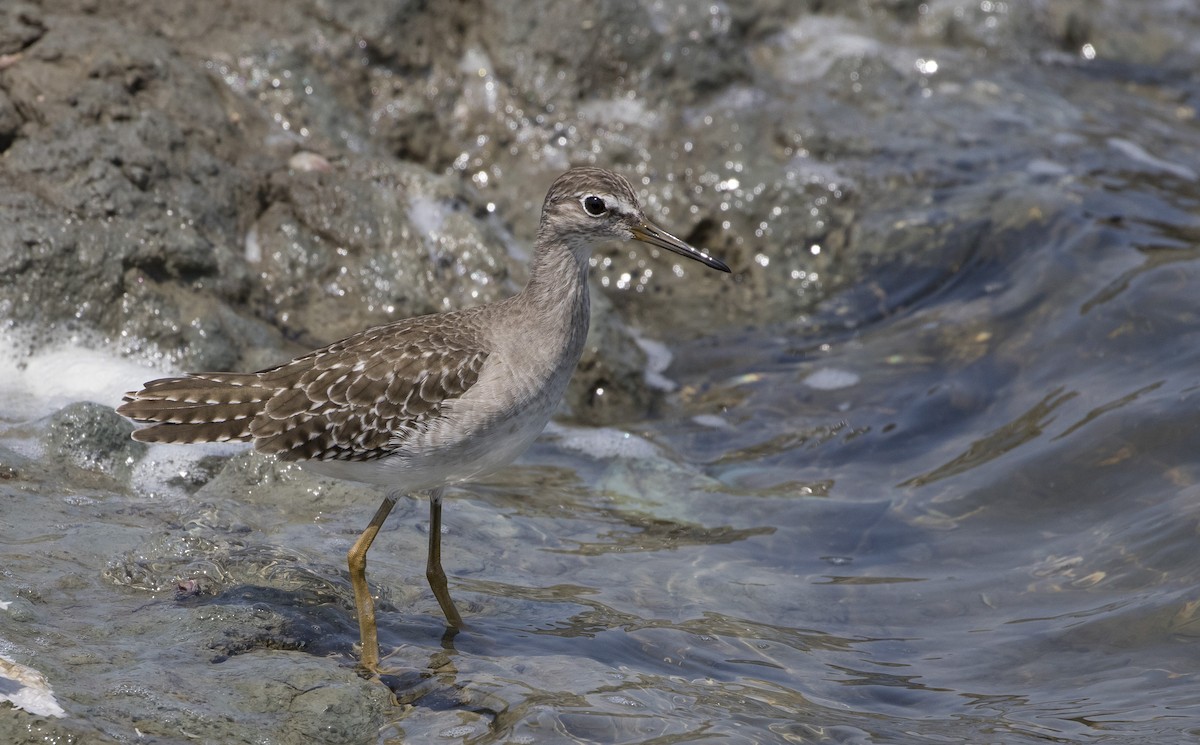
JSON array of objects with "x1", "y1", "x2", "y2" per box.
[{"x1": 3, "y1": 1, "x2": 1200, "y2": 742}]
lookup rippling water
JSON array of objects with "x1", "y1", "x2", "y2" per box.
[{"x1": 655, "y1": 236, "x2": 1200, "y2": 740}]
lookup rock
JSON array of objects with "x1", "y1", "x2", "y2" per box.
[{"x1": 41, "y1": 402, "x2": 146, "y2": 481}]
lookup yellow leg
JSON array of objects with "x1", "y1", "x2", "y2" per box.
[
  {"x1": 348, "y1": 494, "x2": 397, "y2": 674},
  {"x1": 426, "y1": 487, "x2": 464, "y2": 628}
]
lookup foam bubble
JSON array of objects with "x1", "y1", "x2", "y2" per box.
[
  {"x1": 544, "y1": 422, "x2": 663, "y2": 461},
  {"x1": 0, "y1": 330, "x2": 175, "y2": 422},
  {"x1": 130, "y1": 442, "x2": 247, "y2": 500},
  {"x1": 803, "y1": 367, "x2": 860, "y2": 391},
  {"x1": 629, "y1": 329, "x2": 676, "y2": 392}
]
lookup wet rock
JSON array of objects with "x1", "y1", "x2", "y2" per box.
[
  {"x1": 196, "y1": 450, "x2": 375, "y2": 514},
  {"x1": 567, "y1": 291, "x2": 658, "y2": 424},
  {"x1": 0, "y1": 3, "x2": 44, "y2": 57},
  {"x1": 0, "y1": 445, "x2": 32, "y2": 481},
  {"x1": 201, "y1": 599, "x2": 325, "y2": 661},
  {"x1": 210, "y1": 652, "x2": 391, "y2": 743},
  {"x1": 0, "y1": 0, "x2": 808, "y2": 429},
  {"x1": 162, "y1": 453, "x2": 228, "y2": 494},
  {"x1": 316, "y1": 0, "x2": 478, "y2": 71},
  {"x1": 0, "y1": 89, "x2": 20, "y2": 153},
  {"x1": 482, "y1": 0, "x2": 661, "y2": 104},
  {"x1": 94, "y1": 650, "x2": 391, "y2": 744},
  {"x1": 250, "y1": 160, "x2": 514, "y2": 344},
  {"x1": 41, "y1": 402, "x2": 146, "y2": 481},
  {"x1": 0, "y1": 13, "x2": 283, "y2": 371}
]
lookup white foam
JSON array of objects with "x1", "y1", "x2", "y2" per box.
[
  {"x1": 772, "y1": 16, "x2": 884, "y2": 84},
  {"x1": 131, "y1": 442, "x2": 248, "y2": 500},
  {"x1": 1108, "y1": 138, "x2": 1198, "y2": 181},
  {"x1": 803, "y1": 367, "x2": 860, "y2": 391},
  {"x1": 0, "y1": 331, "x2": 248, "y2": 500},
  {"x1": 407, "y1": 193, "x2": 451, "y2": 261},
  {"x1": 457, "y1": 46, "x2": 493, "y2": 79},
  {"x1": 691, "y1": 414, "x2": 731, "y2": 429},
  {"x1": 1026, "y1": 158, "x2": 1069, "y2": 177},
  {"x1": 543, "y1": 422, "x2": 663, "y2": 461},
  {"x1": 0, "y1": 331, "x2": 174, "y2": 422},
  {"x1": 244, "y1": 222, "x2": 262, "y2": 263},
  {"x1": 578, "y1": 97, "x2": 656, "y2": 128},
  {"x1": 288, "y1": 151, "x2": 331, "y2": 173},
  {"x1": 629, "y1": 330, "x2": 676, "y2": 392}
]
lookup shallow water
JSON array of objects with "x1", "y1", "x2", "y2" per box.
[{"x1": 4, "y1": 2, "x2": 1200, "y2": 743}]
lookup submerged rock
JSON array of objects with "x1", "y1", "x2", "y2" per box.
[{"x1": 41, "y1": 401, "x2": 146, "y2": 482}]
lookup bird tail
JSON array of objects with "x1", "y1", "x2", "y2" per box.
[{"x1": 117, "y1": 373, "x2": 270, "y2": 444}]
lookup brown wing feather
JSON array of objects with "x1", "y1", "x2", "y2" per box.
[
  {"x1": 119, "y1": 312, "x2": 491, "y2": 461},
  {"x1": 118, "y1": 372, "x2": 268, "y2": 443}
]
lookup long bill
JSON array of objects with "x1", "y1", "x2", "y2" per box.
[{"x1": 631, "y1": 221, "x2": 731, "y2": 273}]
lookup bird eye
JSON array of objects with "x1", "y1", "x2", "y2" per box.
[{"x1": 582, "y1": 195, "x2": 607, "y2": 216}]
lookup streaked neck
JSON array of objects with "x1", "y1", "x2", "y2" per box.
[{"x1": 515, "y1": 238, "x2": 592, "y2": 355}]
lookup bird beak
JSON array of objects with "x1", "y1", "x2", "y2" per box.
[{"x1": 631, "y1": 221, "x2": 731, "y2": 273}]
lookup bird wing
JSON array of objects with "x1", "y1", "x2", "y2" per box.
[
  {"x1": 120, "y1": 314, "x2": 490, "y2": 462},
  {"x1": 252, "y1": 319, "x2": 489, "y2": 461}
]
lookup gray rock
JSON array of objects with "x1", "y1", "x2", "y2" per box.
[{"x1": 41, "y1": 402, "x2": 146, "y2": 481}]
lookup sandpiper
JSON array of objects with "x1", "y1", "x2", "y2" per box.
[{"x1": 118, "y1": 167, "x2": 730, "y2": 673}]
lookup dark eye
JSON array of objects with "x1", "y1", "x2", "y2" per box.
[{"x1": 582, "y1": 195, "x2": 607, "y2": 216}]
